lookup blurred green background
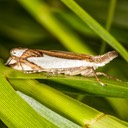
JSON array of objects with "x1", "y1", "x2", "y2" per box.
[{"x1": 0, "y1": 0, "x2": 128, "y2": 127}]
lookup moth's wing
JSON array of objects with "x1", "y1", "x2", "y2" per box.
[
  {"x1": 50, "y1": 50, "x2": 81, "y2": 54},
  {"x1": 38, "y1": 50, "x2": 93, "y2": 60}
]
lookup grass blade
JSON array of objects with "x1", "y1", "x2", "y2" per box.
[
  {"x1": 60, "y1": 0, "x2": 128, "y2": 62},
  {"x1": 8, "y1": 79, "x2": 128, "y2": 128},
  {"x1": 0, "y1": 74, "x2": 56, "y2": 128},
  {"x1": 3, "y1": 67, "x2": 128, "y2": 98}
]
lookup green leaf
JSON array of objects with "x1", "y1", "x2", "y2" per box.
[
  {"x1": 0, "y1": 74, "x2": 57, "y2": 128},
  {"x1": 17, "y1": 91, "x2": 81, "y2": 128},
  {"x1": 1, "y1": 62, "x2": 128, "y2": 98},
  {"x1": 8, "y1": 79, "x2": 128, "y2": 127}
]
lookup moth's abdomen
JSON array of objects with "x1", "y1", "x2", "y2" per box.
[{"x1": 92, "y1": 51, "x2": 118, "y2": 67}]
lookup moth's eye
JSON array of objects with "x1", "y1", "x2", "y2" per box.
[
  {"x1": 11, "y1": 50, "x2": 17, "y2": 55},
  {"x1": 10, "y1": 48, "x2": 27, "y2": 57},
  {"x1": 12, "y1": 51, "x2": 16, "y2": 55},
  {"x1": 10, "y1": 49, "x2": 20, "y2": 57}
]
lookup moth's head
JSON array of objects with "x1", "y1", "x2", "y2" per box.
[
  {"x1": 5, "y1": 48, "x2": 28, "y2": 66},
  {"x1": 10, "y1": 48, "x2": 28, "y2": 57},
  {"x1": 93, "y1": 51, "x2": 118, "y2": 67}
]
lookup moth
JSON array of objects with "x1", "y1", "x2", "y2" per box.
[{"x1": 6, "y1": 48, "x2": 118, "y2": 86}]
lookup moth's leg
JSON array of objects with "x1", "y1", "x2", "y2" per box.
[
  {"x1": 18, "y1": 58, "x2": 28, "y2": 72},
  {"x1": 64, "y1": 66, "x2": 106, "y2": 86},
  {"x1": 93, "y1": 70, "x2": 106, "y2": 86},
  {"x1": 46, "y1": 69, "x2": 59, "y2": 76},
  {"x1": 96, "y1": 72, "x2": 107, "y2": 77},
  {"x1": 96, "y1": 72, "x2": 121, "y2": 81},
  {"x1": 24, "y1": 70, "x2": 38, "y2": 73},
  {"x1": 63, "y1": 67, "x2": 87, "y2": 76},
  {"x1": 19, "y1": 59, "x2": 24, "y2": 71},
  {"x1": 81, "y1": 67, "x2": 106, "y2": 86}
]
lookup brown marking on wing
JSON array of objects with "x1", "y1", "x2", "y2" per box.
[
  {"x1": 6, "y1": 55, "x2": 43, "y2": 71},
  {"x1": 38, "y1": 50, "x2": 93, "y2": 61},
  {"x1": 12, "y1": 48, "x2": 94, "y2": 61},
  {"x1": 20, "y1": 59, "x2": 43, "y2": 70},
  {"x1": 21, "y1": 49, "x2": 43, "y2": 59}
]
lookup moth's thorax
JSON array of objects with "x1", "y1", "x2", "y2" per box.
[{"x1": 10, "y1": 48, "x2": 28, "y2": 57}]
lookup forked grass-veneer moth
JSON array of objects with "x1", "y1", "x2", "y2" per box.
[{"x1": 6, "y1": 48, "x2": 118, "y2": 86}]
